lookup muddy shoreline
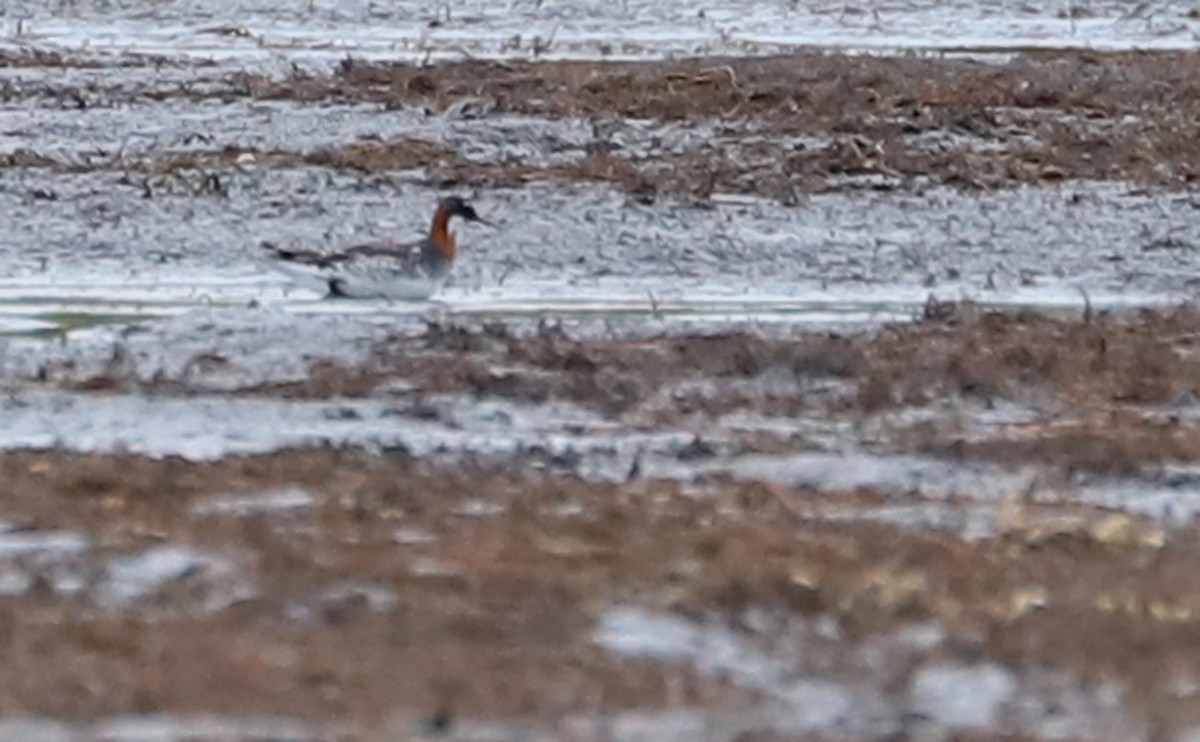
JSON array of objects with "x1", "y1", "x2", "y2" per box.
[
  {"x1": 5, "y1": 308, "x2": 1200, "y2": 737},
  {"x1": 6, "y1": 50, "x2": 1200, "y2": 199}
]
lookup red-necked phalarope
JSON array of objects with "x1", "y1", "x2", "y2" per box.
[{"x1": 261, "y1": 196, "x2": 490, "y2": 300}]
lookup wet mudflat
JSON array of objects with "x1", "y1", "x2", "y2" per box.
[
  {"x1": 6, "y1": 307, "x2": 1200, "y2": 739},
  {"x1": 6, "y1": 47, "x2": 1200, "y2": 334},
  {"x1": 5, "y1": 4, "x2": 1200, "y2": 738}
]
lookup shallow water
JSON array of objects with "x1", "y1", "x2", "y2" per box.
[{"x1": 0, "y1": 174, "x2": 1195, "y2": 338}]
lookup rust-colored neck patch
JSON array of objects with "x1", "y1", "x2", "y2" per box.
[{"x1": 430, "y1": 204, "x2": 457, "y2": 262}]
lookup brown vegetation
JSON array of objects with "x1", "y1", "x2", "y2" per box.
[
  {"x1": 39, "y1": 305, "x2": 1200, "y2": 477},
  {"x1": 12, "y1": 51, "x2": 1200, "y2": 198},
  {"x1": 0, "y1": 448, "x2": 1195, "y2": 732}
]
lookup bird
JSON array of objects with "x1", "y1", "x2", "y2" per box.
[{"x1": 260, "y1": 196, "x2": 490, "y2": 301}]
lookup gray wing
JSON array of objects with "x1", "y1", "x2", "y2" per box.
[{"x1": 261, "y1": 238, "x2": 425, "y2": 273}]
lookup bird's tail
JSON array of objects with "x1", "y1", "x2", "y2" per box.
[
  {"x1": 260, "y1": 240, "x2": 318, "y2": 264},
  {"x1": 260, "y1": 240, "x2": 293, "y2": 259}
]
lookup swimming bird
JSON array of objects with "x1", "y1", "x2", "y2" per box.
[{"x1": 261, "y1": 196, "x2": 490, "y2": 300}]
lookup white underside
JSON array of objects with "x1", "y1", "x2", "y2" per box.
[
  {"x1": 267, "y1": 260, "x2": 443, "y2": 301},
  {"x1": 334, "y1": 275, "x2": 442, "y2": 300}
]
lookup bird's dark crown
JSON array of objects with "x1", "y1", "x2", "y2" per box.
[{"x1": 439, "y1": 196, "x2": 483, "y2": 222}]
